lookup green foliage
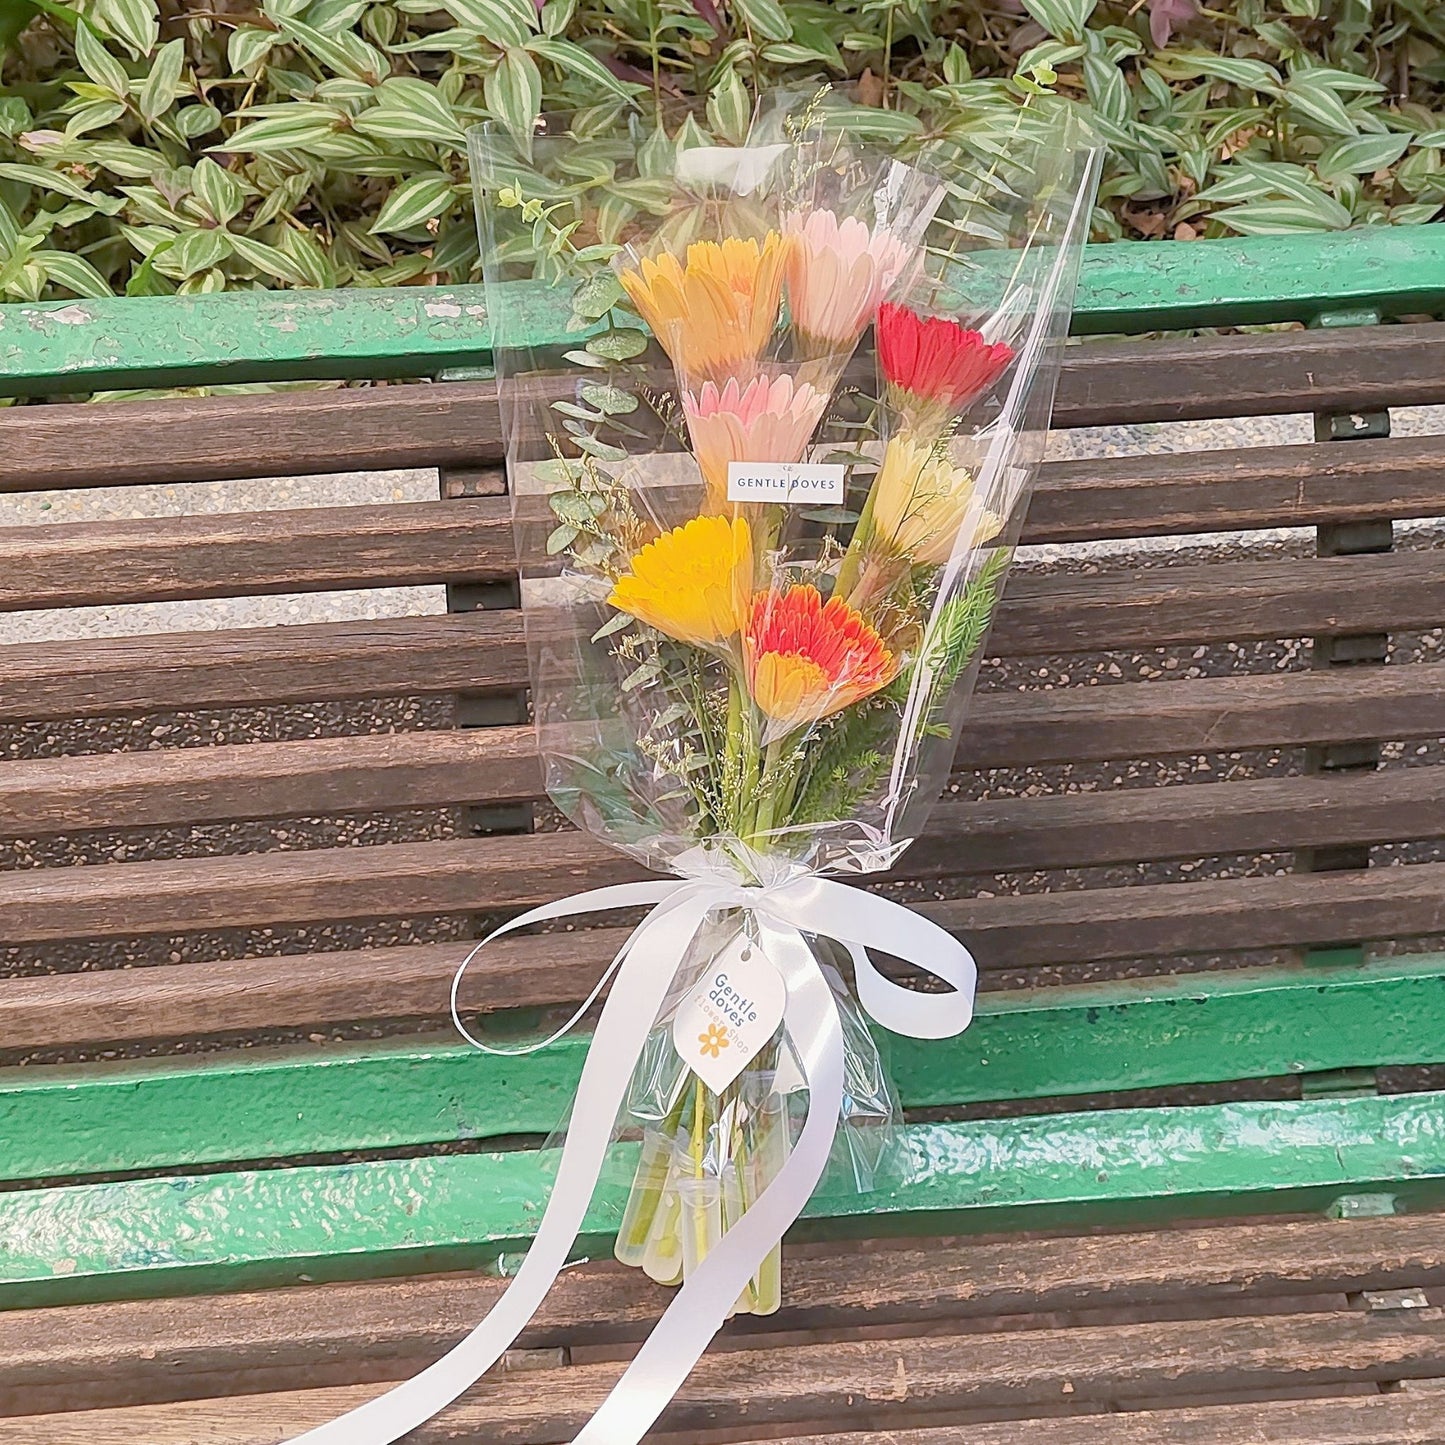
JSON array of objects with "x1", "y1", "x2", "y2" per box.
[{"x1": 0, "y1": 0, "x2": 1441, "y2": 300}]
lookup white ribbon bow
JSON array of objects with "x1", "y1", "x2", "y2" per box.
[{"x1": 284, "y1": 872, "x2": 977, "y2": 1445}]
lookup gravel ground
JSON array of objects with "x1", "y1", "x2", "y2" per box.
[{"x1": 3, "y1": 405, "x2": 1443, "y2": 1058}]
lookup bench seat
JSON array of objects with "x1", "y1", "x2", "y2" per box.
[{"x1": 1, "y1": 227, "x2": 1444, "y2": 1440}]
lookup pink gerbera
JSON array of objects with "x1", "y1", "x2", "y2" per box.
[
  {"x1": 784, "y1": 210, "x2": 918, "y2": 352},
  {"x1": 683, "y1": 374, "x2": 828, "y2": 512}
]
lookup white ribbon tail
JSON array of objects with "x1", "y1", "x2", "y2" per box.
[
  {"x1": 774, "y1": 877, "x2": 977, "y2": 1040},
  {"x1": 281, "y1": 879, "x2": 702, "y2": 1445},
  {"x1": 573, "y1": 919, "x2": 844, "y2": 1442},
  {"x1": 281, "y1": 873, "x2": 977, "y2": 1445}
]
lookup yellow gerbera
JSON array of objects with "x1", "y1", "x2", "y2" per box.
[
  {"x1": 871, "y1": 433, "x2": 1004, "y2": 566},
  {"x1": 608, "y1": 514, "x2": 754, "y2": 647},
  {"x1": 617, "y1": 234, "x2": 788, "y2": 381}
]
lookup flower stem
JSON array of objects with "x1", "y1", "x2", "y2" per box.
[{"x1": 834, "y1": 482, "x2": 879, "y2": 605}]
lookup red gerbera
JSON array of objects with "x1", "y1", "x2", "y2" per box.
[
  {"x1": 745, "y1": 585, "x2": 896, "y2": 738},
  {"x1": 877, "y1": 301, "x2": 1014, "y2": 417}
]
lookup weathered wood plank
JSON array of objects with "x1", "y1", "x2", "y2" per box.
[
  {"x1": 6, "y1": 1307, "x2": 1444, "y2": 1441},
  {"x1": 1052, "y1": 320, "x2": 1445, "y2": 428},
  {"x1": 3, "y1": 325, "x2": 1445, "y2": 489},
  {"x1": 0, "y1": 829, "x2": 1434, "y2": 960},
  {"x1": 0, "y1": 937, "x2": 609, "y2": 1048},
  {"x1": 0, "y1": 384, "x2": 507, "y2": 490},
  {"x1": 4, "y1": 436, "x2": 1444, "y2": 609},
  {"x1": 907, "y1": 766, "x2": 1445, "y2": 877},
  {"x1": 1025, "y1": 434, "x2": 1445, "y2": 544},
  {"x1": 941, "y1": 861, "x2": 1445, "y2": 969},
  {"x1": 957, "y1": 664, "x2": 1445, "y2": 770},
  {"x1": 4, "y1": 664, "x2": 1443, "y2": 837},
  {"x1": 766, "y1": 1397, "x2": 1445, "y2": 1445},
  {"x1": 0, "y1": 612, "x2": 526, "y2": 721},
  {"x1": 2, "y1": 1216, "x2": 1441, "y2": 1416},
  {"x1": 6, "y1": 761, "x2": 1445, "y2": 942},
  {"x1": 0, "y1": 1092, "x2": 1442, "y2": 1308},
  {"x1": 8, "y1": 960, "x2": 1445, "y2": 1181},
  {"x1": 0, "y1": 728, "x2": 541, "y2": 836},
  {"x1": 3, "y1": 549, "x2": 1440, "y2": 720},
  {"x1": 990, "y1": 551, "x2": 1445, "y2": 657},
  {"x1": 0, "y1": 500, "x2": 511, "y2": 610}
]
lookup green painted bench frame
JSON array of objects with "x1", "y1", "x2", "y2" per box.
[{"x1": 2, "y1": 226, "x2": 1445, "y2": 1314}]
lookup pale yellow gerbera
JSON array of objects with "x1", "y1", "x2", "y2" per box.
[
  {"x1": 608, "y1": 514, "x2": 754, "y2": 647},
  {"x1": 872, "y1": 433, "x2": 1004, "y2": 566},
  {"x1": 616, "y1": 234, "x2": 788, "y2": 381}
]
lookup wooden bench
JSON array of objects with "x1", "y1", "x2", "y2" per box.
[{"x1": 2, "y1": 226, "x2": 1445, "y2": 1443}]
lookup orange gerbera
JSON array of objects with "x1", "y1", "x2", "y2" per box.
[
  {"x1": 745, "y1": 586, "x2": 896, "y2": 737},
  {"x1": 608, "y1": 514, "x2": 753, "y2": 648},
  {"x1": 616, "y1": 234, "x2": 788, "y2": 382}
]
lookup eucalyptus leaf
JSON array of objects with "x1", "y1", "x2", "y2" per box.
[
  {"x1": 571, "y1": 270, "x2": 624, "y2": 320},
  {"x1": 585, "y1": 327, "x2": 649, "y2": 361},
  {"x1": 581, "y1": 383, "x2": 638, "y2": 415}
]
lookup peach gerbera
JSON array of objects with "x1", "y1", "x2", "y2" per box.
[
  {"x1": 682, "y1": 374, "x2": 829, "y2": 512},
  {"x1": 745, "y1": 585, "x2": 896, "y2": 737},
  {"x1": 784, "y1": 210, "x2": 917, "y2": 351},
  {"x1": 616, "y1": 234, "x2": 788, "y2": 382},
  {"x1": 872, "y1": 433, "x2": 1004, "y2": 567},
  {"x1": 608, "y1": 514, "x2": 753, "y2": 648}
]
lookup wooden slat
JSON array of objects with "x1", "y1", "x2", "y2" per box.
[
  {"x1": 0, "y1": 500, "x2": 511, "y2": 611},
  {"x1": 5, "y1": 437, "x2": 1444, "y2": 612},
  {"x1": 6, "y1": 761, "x2": 1445, "y2": 943},
  {"x1": 0, "y1": 729, "x2": 541, "y2": 836},
  {"x1": 11, "y1": 1395, "x2": 1439, "y2": 1445},
  {"x1": 2, "y1": 1216, "x2": 1440, "y2": 1415},
  {"x1": 4, "y1": 325, "x2": 1445, "y2": 492},
  {"x1": 907, "y1": 767, "x2": 1445, "y2": 877},
  {"x1": 768, "y1": 1398, "x2": 1445, "y2": 1445},
  {"x1": 0, "y1": 384, "x2": 507, "y2": 491},
  {"x1": 991, "y1": 550, "x2": 1445, "y2": 657},
  {"x1": 941, "y1": 862, "x2": 1445, "y2": 969},
  {"x1": 6, "y1": 1307, "x2": 1443, "y2": 1442},
  {"x1": 957, "y1": 663, "x2": 1445, "y2": 770},
  {"x1": 5, "y1": 665, "x2": 1444, "y2": 838},
  {"x1": 0, "y1": 612, "x2": 524, "y2": 721},
  {"x1": 1025, "y1": 434, "x2": 1445, "y2": 544},
  {"x1": 1052, "y1": 319, "x2": 1445, "y2": 428},
  {"x1": 4, "y1": 549, "x2": 1441, "y2": 721},
  {"x1": 2, "y1": 814, "x2": 1445, "y2": 959}
]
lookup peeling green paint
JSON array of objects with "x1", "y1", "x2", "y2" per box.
[
  {"x1": 1, "y1": 229, "x2": 1443, "y2": 396},
  {"x1": 6, "y1": 958, "x2": 1444, "y2": 1185},
  {"x1": 1, "y1": 1090, "x2": 1442, "y2": 1308}
]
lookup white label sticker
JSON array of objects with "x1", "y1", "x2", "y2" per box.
[
  {"x1": 726, "y1": 460, "x2": 845, "y2": 506},
  {"x1": 671, "y1": 935, "x2": 787, "y2": 1094}
]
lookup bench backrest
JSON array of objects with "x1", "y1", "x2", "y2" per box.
[{"x1": 2, "y1": 227, "x2": 1445, "y2": 1307}]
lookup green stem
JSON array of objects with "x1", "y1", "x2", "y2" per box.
[
  {"x1": 748, "y1": 737, "x2": 785, "y2": 844},
  {"x1": 834, "y1": 482, "x2": 880, "y2": 604}
]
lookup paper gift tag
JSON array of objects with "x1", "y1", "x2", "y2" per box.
[
  {"x1": 671, "y1": 935, "x2": 787, "y2": 1094},
  {"x1": 726, "y1": 460, "x2": 845, "y2": 506}
]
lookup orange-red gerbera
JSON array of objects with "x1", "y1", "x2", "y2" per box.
[
  {"x1": 877, "y1": 301, "x2": 1013, "y2": 425},
  {"x1": 616, "y1": 234, "x2": 788, "y2": 382},
  {"x1": 745, "y1": 586, "x2": 896, "y2": 737}
]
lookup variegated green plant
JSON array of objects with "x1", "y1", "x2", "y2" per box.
[{"x1": 0, "y1": 0, "x2": 1441, "y2": 303}]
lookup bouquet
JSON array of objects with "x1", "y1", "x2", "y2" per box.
[{"x1": 287, "y1": 91, "x2": 1099, "y2": 1445}]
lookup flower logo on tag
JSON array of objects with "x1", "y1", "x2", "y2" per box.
[
  {"x1": 698, "y1": 1023, "x2": 731, "y2": 1058},
  {"x1": 672, "y1": 935, "x2": 787, "y2": 1094}
]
